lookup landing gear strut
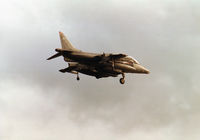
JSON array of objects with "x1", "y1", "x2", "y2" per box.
[
  {"x1": 76, "y1": 73, "x2": 80, "y2": 81},
  {"x1": 111, "y1": 58, "x2": 115, "y2": 71},
  {"x1": 119, "y1": 73, "x2": 125, "y2": 84}
]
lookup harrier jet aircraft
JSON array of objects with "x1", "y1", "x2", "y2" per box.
[{"x1": 47, "y1": 32, "x2": 149, "y2": 84}]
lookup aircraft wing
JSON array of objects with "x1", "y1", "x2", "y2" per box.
[
  {"x1": 59, "y1": 66, "x2": 78, "y2": 74},
  {"x1": 94, "y1": 53, "x2": 127, "y2": 63},
  {"x1": 54, "y1": 48, "x2": 127, "y2": 63},
  {"x1": 109, "y1": 53, "x2": 127, "y2": 59}
]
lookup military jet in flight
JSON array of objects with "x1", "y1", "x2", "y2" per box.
[{"x1": 47, "y1": 32, "x2": 149, "y2": 84}]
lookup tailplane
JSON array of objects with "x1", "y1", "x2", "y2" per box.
[{"x1": 47, "y1": 52, "x2": 61, "y2": 60}]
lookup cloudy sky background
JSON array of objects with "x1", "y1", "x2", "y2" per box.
[{"x1": 1, "y1": 0, "x2": 200, "y2": 139}]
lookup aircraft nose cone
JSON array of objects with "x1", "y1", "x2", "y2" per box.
[
  {"x1": 144, "y1": 68, "x2": 150, "y2": 74},
  {"x1": 135, "y1": 64, "x2": 150, "y2": 74},
  {"x1": 141, "y1": 67, "x2": 150, "y2": 74}
]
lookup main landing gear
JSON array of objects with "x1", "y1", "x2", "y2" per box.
[
  {"x1": 119, "y1": 73, "x2": 125, "y2": 84},
  {"x1": 76, "y1": 73, "x2": 80, "y2": 81}
]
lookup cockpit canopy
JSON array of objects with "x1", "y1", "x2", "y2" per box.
[
  {"x1": 125, "y1": 56, "x2": 140, "y2": 64},
  {"x1": 115, "y1": 56, "x2": 139, "y2": 66}
]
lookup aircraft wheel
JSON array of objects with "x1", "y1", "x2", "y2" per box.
[
  {"x1": 120, "y1": 78, "x2": 125, "y2": 84},
  {"x1": 76, "y1": 73, "x2": 80, "y2": 81}
]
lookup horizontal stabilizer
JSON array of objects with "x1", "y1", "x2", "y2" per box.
[{"x1": 47, "y1": 52, "x2": 61, "y2": 60}]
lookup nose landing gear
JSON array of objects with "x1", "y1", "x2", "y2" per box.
[
  {"x1": 119, "y1": 73, "x2": 125, "y2": 84},
  {"x1": 76, "y1": 73, "x2": 80, "y2": 81}
]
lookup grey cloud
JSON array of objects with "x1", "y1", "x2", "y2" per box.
[{"x1": 1, "y1": 0, "x2": 200, "y2": 140}]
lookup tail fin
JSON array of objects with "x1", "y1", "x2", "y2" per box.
[{"x1": 59, "y1": 32, "x2": 80, "y2": 51}]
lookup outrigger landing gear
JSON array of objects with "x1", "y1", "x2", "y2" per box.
[
  {"x1": 112, "y1": 61, "x2": 114, "y2": 70},
  {"x1": 111, "y1": 58, "x2": 115, "y2": 71},
  {"x1": 76, "y1": 73, "x2": 80, "y2": 81},
  {"x1": 119, "y1": 73, "x2": 125, "y2": 84}
]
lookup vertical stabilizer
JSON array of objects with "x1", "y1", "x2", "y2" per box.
[{"x1": 59, "y1": 32, "x2": 80, "y2": 51}]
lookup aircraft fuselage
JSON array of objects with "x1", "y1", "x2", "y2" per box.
[{"x1": 47, "y1": 32, "x2": 149, "y2": 84}]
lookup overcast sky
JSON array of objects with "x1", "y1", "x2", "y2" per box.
[{"x1": 1, "y1": 0, "x2": 200, "y2": 140}]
